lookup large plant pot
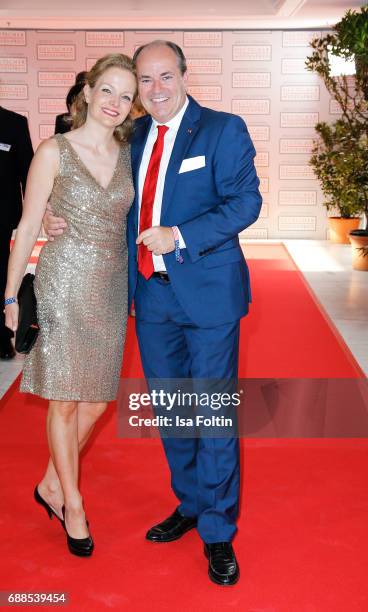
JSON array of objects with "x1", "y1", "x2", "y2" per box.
[
  {"x1": 349, "y1": 231, "x2": 368, "y2": 271},
  {"x1": 328, "y1": 217, "x2": 361, "y2": 244}
]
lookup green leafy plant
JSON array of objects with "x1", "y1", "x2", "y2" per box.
[
  {"x1": 334, "y1": 6, "x2": 368, "y2": 101},
  {"x1": 310, "y1": 120, "x2": 368, "y2": 221},
  {"x1": 306, "y1": 5, "x2": 368, "y2": 229}
]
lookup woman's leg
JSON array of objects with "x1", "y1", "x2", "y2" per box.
[{"x1": 42, "y1": 400, "x2": 107, "y2": 537}]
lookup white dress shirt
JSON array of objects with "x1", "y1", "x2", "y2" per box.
[{"x1": 138, "y1": 97, "x2": 189, "y2": 272}]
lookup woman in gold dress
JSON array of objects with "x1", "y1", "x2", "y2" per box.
[{"x1": 4, "y1": 54, "x2": 136, "y2": 557}]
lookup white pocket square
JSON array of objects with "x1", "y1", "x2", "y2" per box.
[{"x1": 179, "y1": 155, "x2": 206, "y2": 174}]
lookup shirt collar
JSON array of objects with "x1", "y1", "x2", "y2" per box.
[{"x1": 151, "y1": 96, "x2": 189, "y2": 133}]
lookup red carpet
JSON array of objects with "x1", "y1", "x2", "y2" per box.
[
  {"x1": 122, "y1": 244, "x2": 363, "y2": 380},
  {"x1": 0, "y1": 244, "x2": 367, "y2": 611}
]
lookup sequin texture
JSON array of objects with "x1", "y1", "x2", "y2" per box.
[{"x1": 21, "y1": 134, "x2": 134, "y2": 401}]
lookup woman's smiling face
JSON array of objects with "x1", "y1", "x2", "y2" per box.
[{"x1": 84, "y1": 66, "x2": 137, "y2": 128}]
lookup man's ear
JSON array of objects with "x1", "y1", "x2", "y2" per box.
[{"x1": 183, "y1": 71, "x2": 189, "y2": 86}]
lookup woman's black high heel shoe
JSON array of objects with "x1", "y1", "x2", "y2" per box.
[
  {"x1": 62, "y1": 506, "x2": 94, "y2": 557},
  {"x1": 34, "y1": 485, "x2": 65, "y2": 530}
]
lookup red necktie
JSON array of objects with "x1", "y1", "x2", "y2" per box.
[{"x1": 138, "y1": 124, "x2": 169, "y2": 280}]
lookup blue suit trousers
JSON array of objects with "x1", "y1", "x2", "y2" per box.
[{"x1": 135, "y1": 273, "x2": 240, "y2": 543}]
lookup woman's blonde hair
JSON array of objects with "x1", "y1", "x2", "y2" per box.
[{"x1": 72, "y1": 53, "x2": 136, "y2": 143}]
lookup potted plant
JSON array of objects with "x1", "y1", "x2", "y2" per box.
[
  {"x1": 334, "y1": 5, "x2": 368, "y2": 268},
  {"x1": 309, "y1": 120, "x2": 364, "y2": 243},
  {"x1": 306, "y1": 5, "x2": 368, "y2": 258}
]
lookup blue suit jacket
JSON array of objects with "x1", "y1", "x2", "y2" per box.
[{"x1": 128, "y1": 96, "x2": 262, "y2": 328}]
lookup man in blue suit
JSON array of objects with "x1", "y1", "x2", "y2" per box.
[{"x1": 130, "y1": 41, "x2": 262, "y2": 586}]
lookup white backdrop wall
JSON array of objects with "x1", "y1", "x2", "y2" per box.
[{"x1": 1, "y1": 28, "x2": 336, "y2": 239}]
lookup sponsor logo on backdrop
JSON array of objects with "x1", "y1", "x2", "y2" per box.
[
  {"x1": 0, "y1": 83, "x2": 28, "y2": 99},
  {"x1": 280, "y1": 112, "x2": 318, "y2": 128},
  {"x1": 232, "y1": 72, "x2": 271, "y2": 88},
  {"x1": 232, "y1": 45, "x2": 272, "y2": 61},
  {"x1": 246, "y1": 125, "x2": 270, "y2": 141},
  {"x1": 184, "y1": 32, "x2": 222, "y2": 47},
  {"x1": 279, "y1": 165, "x2": 315, "y2": 180},
  {"x1": 38, "y1": 71, "x2": 76, "y2": 87},
  {"x1": 0, "y1": 30, "x2": 26, "y2": 46},
  {"x1": 279, "y1": 191, "x2": 317, "y2": 206},
  {"x1": 187, "y1": 85, "x2": 221, "y2": 101},
  {"x1": 0, "y1": 57, "x2": 27, "y2": 73},
  {"x1": 282, "y1": 31, "x2": 320, "y2": 47},
  {"x1": 85, "y1": 32, "x2": 125, "y2": 47},
  {"x1": 37, "y1": 45, "x2": 76, "y2": 61},
  {"x1": 255, "y1": 152, "x2": 269, "y2": 167},
  {"x1": 279, "y1": 139, "x2": 314, "y2": 155},
  {"x1": 39, "y1": 98, "x2": 66, "y2": 114},
  {"x1": 187, "y1": 58, "x2": 222, "y2": 75},
  {"x1": 278, "y1": 216, "x2": 316, "y2": 231},
  {"x1": 232, "y1": 99, "x2": 270, "y2": 115},
  {"x1": 281, "y1": 85, "x2": 319, "y2": 101}
]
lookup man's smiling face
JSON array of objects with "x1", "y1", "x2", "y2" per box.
[{"x1": 136, "y1": 44, "x2": 188, "y2": 124}]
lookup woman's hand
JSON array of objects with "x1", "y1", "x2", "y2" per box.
[{"x1": 4, "y1": 302, "x2": 19, "y2": 333}]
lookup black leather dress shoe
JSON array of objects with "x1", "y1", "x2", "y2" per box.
[
  {"x1": 204, "y1": 542, "x2": 239, "y2": 586},
  {"x1": 146, "y1": 508, "x2": 197, "y2": 543},
  {"x1": 0, "y1": 338, "x2": 15, "y2": 360}
]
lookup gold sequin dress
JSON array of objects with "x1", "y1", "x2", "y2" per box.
[{"x1": 21, "y1": 134, "x2": 134, "y2": 401}]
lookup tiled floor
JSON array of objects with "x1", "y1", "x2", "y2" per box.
[
  {"x1": 284, "y1": 240, "x2": 368, "y2": 376},
  {"x1": 1, "y1": 240, "x2": 367, "y2": 399}
]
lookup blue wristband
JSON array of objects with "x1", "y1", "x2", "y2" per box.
[
  {"x1": 4, "y1": 297, "x2": 17, "y2": 306},
  {"x1": 172, "y1": 226, "x2": 184, "y2": 264}
]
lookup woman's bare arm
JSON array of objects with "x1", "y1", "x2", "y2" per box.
[{"x1": 4, "y1": 138, "x2": 59, "y2": 330}]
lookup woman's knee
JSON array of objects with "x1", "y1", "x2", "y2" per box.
[
  {"x1": 48, "y1": 400, "x2": 78, "y2": 420},
  {"x1": 78, "y1": 401, "x2": 107, "y2": 419}
]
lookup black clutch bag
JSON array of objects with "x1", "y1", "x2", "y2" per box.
[{"x1": 15, "y1": 273, "x2": 39, "y2": 354}]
